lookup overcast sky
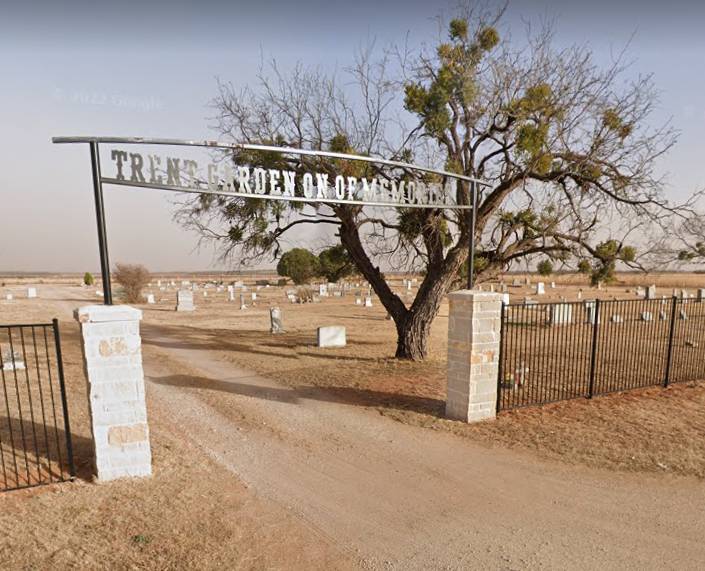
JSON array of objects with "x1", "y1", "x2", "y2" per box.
[{"x1": 1, "y1": 0, "x2": 703, "y2": 272}]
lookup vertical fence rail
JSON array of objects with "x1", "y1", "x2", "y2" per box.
[
  {"x1": 497, "y1": 295, "x2": 705, "y2": 412},
  {"x1": 0, "y1": 321, "x2": 74, "y2": 492}
]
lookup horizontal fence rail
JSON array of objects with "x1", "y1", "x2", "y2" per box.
[
  {"x1": 0, "y1": 320, "x2": 74, "y2": 492},
  {"x1": 497, "y1": 296, "x2": 705, "y2": 412}
]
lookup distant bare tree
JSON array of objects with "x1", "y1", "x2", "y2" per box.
[
  {"x1": 181, "y1": 4, "x2": 682, "y2": 359},
  {"x1": 113, "y1": 263, "x2": 150, "y2": 304}
]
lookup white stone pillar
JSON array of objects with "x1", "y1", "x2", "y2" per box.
[
  {"x1": 74, "y1": 305, "x2": 152, "y2": 481},
  {"x1": 446, "y1": 290, "x2": 502, "y2": 423}
]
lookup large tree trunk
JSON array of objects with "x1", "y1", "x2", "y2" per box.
[{"x1": 338, "y1": 208, "x2": 469, "y2": 361}]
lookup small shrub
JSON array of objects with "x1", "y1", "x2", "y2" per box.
[
  {"x1": 83, "y1": 272, "x2": 95, "y2": 286},
  {"x1": 113, "y1": 263, "x2": 151, "y2": 304},
  {"x1": 296, "y1": 286, "x2": 313, "y2": 303},
  {"x1": 277, "y1": 278, "x2": 287, "y2": 287}
]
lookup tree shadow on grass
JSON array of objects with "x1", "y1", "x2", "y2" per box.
[{"x1": 149, "y1": 373, "x2": 445, "y2": 418}]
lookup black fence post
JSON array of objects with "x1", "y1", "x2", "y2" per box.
[
  {"x1": 587, "y1": 299, "x2": 601, "y2": 398},
  {"x1": 52, "y1": 319, "x2": 76, "y2": 478},
  {"x1": 664, "y1": 296, "x2": 678, "y2": 387},
  {"x1": 495, "y1": 302, "x2": 506, "y2": 414}
]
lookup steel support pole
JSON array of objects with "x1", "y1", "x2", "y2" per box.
[
  {"x1": 467, "y1": 181, "x2": 476, "y2": 290},
  {"x1": 89, "y1": 142, "x2": 112, "y2": 305}
]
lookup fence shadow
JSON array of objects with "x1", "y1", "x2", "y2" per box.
[
  {"x1": 0, "y1": 415, "x2": 94, "y2": 484},
  {"x1": 149, "y1": 373, "x2": 445, "y2": 418}
]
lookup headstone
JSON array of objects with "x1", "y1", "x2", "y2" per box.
[
  {"x1": 406, "y1": 282, "x2": 412, "y2": 291},
  {"x1": 550, "y1": 282, "x2": 556, "y2": 289},
  {"x1": 4, "y1": 294, "x2": 12, "y2": 301},
  {"x1": 680, "y1": 309, "x2": 688, "y2": 320},
  {"x1": 176, "y1": 290, "x2": 194, "y2": 311},
  {"x1": 536, "y1": 282, "x2": 545, "y2": 295},
  {"x1": 157, "y1": 280, "x2": 162, "y2": 287},
  {"x1": 659, "y1": 310, "x2": 668, "y2": 320},
  {"x1": 611, "y1": 314, "x2": 623, "y2": 323},
  {"x1": 490, "y1": 284, "x2": 495, "y2": 293},
  {"x1": 646, "y1": 285, "x2": 657, "y2": 300},
  {"x1": 577, "y1": 290, "x2": 583, "y2": 300},
  {"x1": 27, "y1": 287, "x2": 37, "y2": 298},
  {"x1": 635, "y1": 287, "x2": 645, "y2": 298},
  {"x1": 317, "y1": 326, "x2": 346, "y2": 348},
  {"x1": 501, "y1": 293, "x2": 510, "y2": 305},
  {"x1": 549, "y1": 303, "x2": 573, "y2": 325},
  {"x1": 1, "y1": 349, "x2": 25, "y2": 371},
  {"x1": 364, "y1": 296, "x2": 373, "y2": 307},
  {"x1": 681, "y1": 289, "x2": 688, "y2": 300},
  {"x1": 525, "y1": 277, "x2": 531, "y2": 286},
  {"x1": 699, "y1": 289, "x2": 705, "y2": 303},
  {"x1": 355, "y1": 297, "x2": 362, "y2": 306},
  {"x1": 319, "y1": 284, "x2": 328, "y2": 297},
  {"x1": 240, "y1": 294, "x2": 247, "y2": 310},
  {"x1": 146, "y1": 294, "x2": 155, "y2": 304},
  {"x1": 640, "y1": 311, "x2": 653, "y2": 322},
  {"x1": 270, "y1": 307, "x2": 284, "y2": 334},
  {"x1": 512, "y1": 278, "x2": 520, "y2": 287},
  {"x1": 227, "y1": 285, "x2": 234, "y2": 294},
  {"x1": 585, "y1": 301, "x2": 598, "y2": 324},
  {"x1": 203, "y1": 291, "x2": 208, "y2": 298},
  {"x1": 287, "y1": 293, "x2": 297, "y2": 303},
  {"x1": 597, "y1": 282, "x2": 603, "y2": 291},
  {"x1": 96, "y1": 290, "x2": 103, "y2": 297},
  {"x1": 251, "y1": 292, "x2": 257, "y2": 301}
]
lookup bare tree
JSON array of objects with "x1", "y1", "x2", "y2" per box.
[
  {"x1": 181, "y1": 5, "x2": 680, "y2": 360},
  {"x1": 113, "y1": 263, "x2": 151, "y2": 304}
]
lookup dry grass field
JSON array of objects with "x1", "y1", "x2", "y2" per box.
[{"x1": 0, "y1": 272, "x2": 705, "y2": 568}]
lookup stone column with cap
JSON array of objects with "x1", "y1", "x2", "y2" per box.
[
  {"x1": 74, "y1": 305, "x2": 152, "y2": 481},
  {"x1": 445, "y1": 290, "x2": 503, "y2": 423}
]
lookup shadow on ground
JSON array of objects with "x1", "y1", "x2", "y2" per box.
[{"x1": 149, "y1": 373, "x2": 445, "y2": 417}]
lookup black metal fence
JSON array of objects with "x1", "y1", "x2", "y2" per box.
[
  {"x1": 0, "y1": 320, "x2": 75, "y2": 491},
  {"x1": 497, "y1": 297, "x2": 705, "y2": 411}
]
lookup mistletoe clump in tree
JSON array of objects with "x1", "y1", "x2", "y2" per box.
[{"x1": 182, "y1": 5, "x2": 677, "y2": 360}]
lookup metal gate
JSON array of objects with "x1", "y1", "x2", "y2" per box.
[{"x1": 0, "y1": 319, "x2": 75, "y2": 491}]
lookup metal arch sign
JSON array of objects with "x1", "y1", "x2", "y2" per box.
[{"x1": 52, "y1": 135, "x2": 490, "y2": 303}]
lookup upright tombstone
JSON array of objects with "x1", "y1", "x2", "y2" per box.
[
  {"x1": 535, "y1": 282, "x2": 545, "y2": 295},
  {"x1": 549, "y1": 303, "x2": 573, "y2": 325},
  {"x1": 364, "y1": 295, "x2": 373, "y2": 307},
  {"x1": 27, "y1": 287, "x2": 37, "y2": 299},
  {"x1": 317, "y1": 326, "x2": 346, "y2": 348},
  {"x1": 228, "y1": 289, "x2": 235, "y2": 302},
  {"x1": 445, "y1": 291, "x2": 502, "y2": 423},
  {"x1": 501, "y1": 293, "x2": 510, "y2": 306},
  {"x1": 146, "y1": 294, "x2": 155, "y2": 304},
  {"x1": 646, "y1": 285, "x2": 657, "y2": 300},
  {"x1": 4, "y1": 293, "x2": 12, "y2": 301},
  {"x1": 74, "y1": 305, "x2": 152, "y2": 481},
  {"x1": 699, "y1": 289, "x2": 705, "y2": 303},
  {"x1": 584, "y1": 301, "x2": 598, "y2": 324},
  {"x1": 176, "y1": 290, "x2": 195, "y2": 312},
  {"x1": 270, "y1": 307, "x2": 284, "y2": 334},
  {"x1": 251, "y1": 292, "x2": 257, "y2": 301},
  {"x1": 240, "y1": 293, "x2": 247, "y2": 310},
  {"x1": 318, "y1": 284, "x2": 328, "y2": 297}
]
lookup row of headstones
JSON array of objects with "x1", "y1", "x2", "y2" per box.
[
  {"x1": 175, "y1": 289, "x2": 261, "y2": 311},
  {"x1": 4, "y1": 288, "x2": 38, "y2": 301},
  {"x1": 515, "y1": 300, "x2": 692, "y2": 326}
]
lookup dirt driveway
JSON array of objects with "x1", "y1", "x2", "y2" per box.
[{"x1": 141, "y1": 323, "x2": 705, "y2": 570}]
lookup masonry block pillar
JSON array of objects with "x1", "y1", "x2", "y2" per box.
[
  {"x1": 74, "y1": 305, "x2": 152, "y2": 481},
  {"x1": 446, "y1": 290, "x2": 502, "y2": 423}
]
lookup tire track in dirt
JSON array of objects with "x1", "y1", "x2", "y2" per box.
[{"x1": 141, "y1": 325, "x2": 705, "y2": 570}]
